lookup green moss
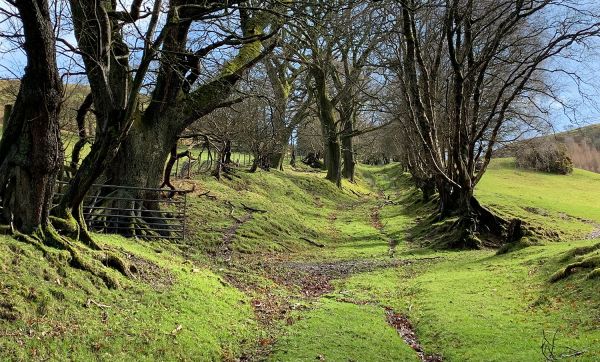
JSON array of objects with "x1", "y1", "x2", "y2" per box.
[
  {"x1": 0, "y1": 234, "x2": 259, "y2": 360},
  {"x1": 550, "y1": 255, "x2": 600, "y2": 282},
  {"x1": 588, "y1": 268, "x2": 600, "y2": 279},
  {"x1": 221, "y1": 39, "x2": 263, "y2": 77}
]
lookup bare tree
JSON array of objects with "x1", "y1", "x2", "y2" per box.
[
  {"x1": 288, "y1": 0, "x2": 390, "y2": 186},
  {"x1": 391, "y1": 0, "x2": 600, "y2": 246},
  {"x1": 55, "y1": 0, "x2": 282, "y2": 237},
  {"x1": 54, "y1": 0, "x2": 164, "y2": 241}
]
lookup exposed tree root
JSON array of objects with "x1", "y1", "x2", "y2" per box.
[
  {"x1": 8, "y1": 223, "x2": 134, "y2": 289},
  {"x1": 550, "y1": 242, "x2": 600, "y2": 282},
  {"x1": 50, "y1": 209, "x2": 103, "y2": 250},
  {"x1": 496, "y1": 239, "x2": 539, "y2": 255},
  {"x1": 11, "y1": 229, "x2": 49, "y2": 256},
  {"x1": 560, "y1": 242, "x2": 600, "y2": 262},
  {"x1": 98, "y1": 251, "x2": 134, "y2": 278},
  {"x1": 588, "y1": 268, "x2": 600, "y2": 279},
  {"x1": 550, "y1": 255, "x2": 600, "y2": 282},
  {"x1": 425, "y1": 197, "x2": 526, "y2": 250}
]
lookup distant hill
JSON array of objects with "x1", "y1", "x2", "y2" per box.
[
  {"x1": 0, "y1": 79, "x2": 91, "y2": 133},
  {"x1": 0, "y1": 80, "x2": 19, "y2": 122},
  {"x1": 556, "y1": 124, "x2": 600, "y2": 173},
  {"x1": 498, "y1": 123, "x2": 600, "y2": 173}
]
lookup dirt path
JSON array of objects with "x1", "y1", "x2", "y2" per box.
[
  {"x1": 385, "y1": 308, "x2": 443, "y2": 362},
  {"x1": 249, "y1": 254, "x2": 443, "y2": 361},
  {"x1": 277, "y1": 210, "x2": 439, "y2": 358},
  {"x1": 371, "y1": 199, "x2": 399, "y2": 257},
  {"x1": 265, "y1": 258, "x2": 411, "y2": 297},
  {"x1": 218, "y1": 180, "x2": 443, "y2": 361},
  {"x1": 218, "y1": 212, "x2": 252, "y2": 264}
]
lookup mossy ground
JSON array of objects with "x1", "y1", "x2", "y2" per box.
[
  {"x1": 0, "y1": 234, "x2": 259, "y2": 361},
  {"x1": 1, "y1": 158, "x2": 599, "y2": 361}
]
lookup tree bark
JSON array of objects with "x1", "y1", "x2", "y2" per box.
[
  {"x1": 341, "y1": 117, "x2": 355, "y2": 182},
  {"x1": 324, "y1": 134, "x2": 342, "y2": 187},
  {"x1": 0, "y1": 0, "x2": 63, "y2": 233},
  {"x1": 70, "y1": 93, "x2": 93, "y2": 169},
  {"x1": 312, "y1": 66, "x2": 342, "y2": 187},
  {"x1": 269, "y1": 128, "x2": 293, "y2": 171}
]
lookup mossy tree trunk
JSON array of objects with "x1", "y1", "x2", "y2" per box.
[
  {"x1": 100, "y1": 5, "x2": 278, "y2": 235},
  {"x1": 311, "y1": 66, "x2": 342, "y2": 187},
  {"x1": 0, "y1": 0, "x2": 63, "y2": 233},
  {"x1": 339, "y1": 105, "x2": 356, "y2": 182},
  {"x1": 56, "y1": 0, "x2": 136, "y2": 227},
  {"x1": 341, "y1": 134, "x2": 355, "y2": 181}
]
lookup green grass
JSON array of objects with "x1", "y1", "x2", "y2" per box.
[
  {"x1": 314, "y1": 160, "x2": 600, "y2": 361},
  {"x1": 269, "y1": 298, "x2": 418, "y2": 361},
  {"x1": 476, "y1": 158, "x2": 600, "y2": 240},
  {"x1": 255, "y1": 160, "x2": 599, "y2": 361},
  {"x1": 478, "y1": 158, "x2": 600, "y2": 222},
  {"x1": 1, "y1": 157, "x2": 599, "y2": 361},
  {"x1": 0, "y1": 234, "x2": 259, "y2": 361},
  {"x1": 181, "y1": 167, "x2": 370, "y2": 257},
  {"x1": 111, "y1": 160, "x2": 600, "y2": 360},
  {"x1": 335, "y1": 241, "x2": 600, "y2": 361}
]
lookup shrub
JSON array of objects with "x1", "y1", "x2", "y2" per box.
[{"x1": 515, "y1": 141, "x2": 573, "y2": 175}]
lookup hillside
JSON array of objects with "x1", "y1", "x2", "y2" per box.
[
  {"x1": 0, "y1": 160, "x2": 598, "y2": 361},
  {"x1": 0, "y1": 79, "x2": 91, "y2": 133},
  {"x1": 499, "y1": 123, "x2": 600, "y2": 173}
]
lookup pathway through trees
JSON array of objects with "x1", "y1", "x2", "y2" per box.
[{"x1": 214, "y1": 188, "x2": 445, "y2": 360}]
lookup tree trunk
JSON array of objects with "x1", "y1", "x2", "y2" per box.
[
  {"x1": 93, "y1": 124, "x2": 175, "y2": 237},
  {"x1": 436, "y1": 179, "x2": 509, "y2": 248},
  {"x1": 56, "y1": 110, "x2": 129, "y2": 221},
  {"x1": 324, "y1": 133, "x2": 342, "y2": 187},
  {"x1": 70, "y1": 93, "x2": 93, "y2": 170},
  {"x1": 269, "y1": 128, "x2": 293, "y2": 171},
  {"x1": 224, "y1": 140, "x2": 232, "y2": 164},
  {"x1": 290, "y1": 148, "x2": 296, "y2": 167},
  {"x1": 341, "y1": 133, "x2": 355, "y2": 182},
  {"x1": 414, "y1": 176, "x2": 435, "y2": 202},
  {"x1": 107, "y1": 126, "x2": 172, "y2": 191},
  {"x1": 0, "y1": 0, "x2": 63, "y2": 233},
  {"x1": 311, "y1": 66, "x2": 342, "y2": 187}
]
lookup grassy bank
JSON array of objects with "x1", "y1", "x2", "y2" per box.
[
  {"x1": 0, "y1": 234, "x2": 259, "y2": 360},
  {"x1": 1, "y1": 159, "x2": 599, "y2": 361}
]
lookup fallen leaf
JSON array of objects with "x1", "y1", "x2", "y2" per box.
[{"x1": 171, "y1": 324, "x2": 183, "y2": 335}]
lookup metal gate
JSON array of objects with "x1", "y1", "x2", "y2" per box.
[{"x1": 54, "y1": 181, "x2": 187, "y2": 241}]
